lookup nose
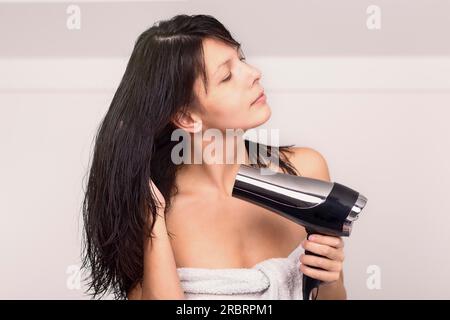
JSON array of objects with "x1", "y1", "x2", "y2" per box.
[
  {"x1": 253, "y1": 67, "x2": 262, "y2": 84},
  {"x1": 248, "y1": 65, "x2": 262, "y2": 86}
]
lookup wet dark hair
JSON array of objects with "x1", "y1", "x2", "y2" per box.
[{"x1": 81, "y1": 14, "x2": 300, "y2": 300}]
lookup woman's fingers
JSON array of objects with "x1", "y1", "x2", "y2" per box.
[
  {"x1": 308, "y1": 234, "x2": 344, "y2": 248},
  {"x1": 300, "y1": 253, "x2": 342, "y2": 272},
  {"x1": 300, "y1": 234, "x2": 345, "y2": 284},
  {"x1": 299, "y1": 264, "x2": 340, "y2": 283},
  {"x1": 301, "y1": 239, "x2": 345, "y2": 262}
]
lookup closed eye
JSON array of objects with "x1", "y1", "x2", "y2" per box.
[
  {"x1": 222, "y1": 73, "x2": 232, "y2": 82},
  {"x1": 222, "y1": 57, "x2": 246, "y2": 82}
]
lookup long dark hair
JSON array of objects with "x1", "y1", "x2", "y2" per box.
[{"x1": 81, "y1": 14, "x2": 300, "y2": 300}]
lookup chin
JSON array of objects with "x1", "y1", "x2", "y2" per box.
[{"x1": 249, "y1": 103, "x2": 272, "y2": 128}]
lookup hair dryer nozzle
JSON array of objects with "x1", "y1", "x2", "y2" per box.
[
  {"x1": 232, "y1": 165, "x2": 368, "y2": 237},
  {"x1": 342, "y1": 193, "x2": 368, "y2": 235},
  {"x1": 349, "y1": 193, "x2": 367, "y2": 222}
]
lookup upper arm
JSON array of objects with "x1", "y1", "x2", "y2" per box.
[{"x1": 286, "y1": 147, "x2": 331, "y2": 182}]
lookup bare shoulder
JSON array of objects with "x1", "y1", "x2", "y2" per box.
[{"x1": 283, "y1": 146, "x2": 331, "y2": 182}]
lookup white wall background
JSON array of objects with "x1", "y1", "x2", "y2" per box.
[{"x1": 1, "y1": 1, "x2": 449, "y2": 300}]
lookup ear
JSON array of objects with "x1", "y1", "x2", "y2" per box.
[{"x1": 171, "y1": 110, "x2": 203, "y2": 134}]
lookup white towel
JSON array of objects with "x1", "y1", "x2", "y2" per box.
[{"x1": 177, "y1": 245, "x2": 304, "y2": 300}]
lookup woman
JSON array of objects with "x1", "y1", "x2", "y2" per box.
[{"x1": 81, "y1": 14, "x2": 346, "y2": 300}]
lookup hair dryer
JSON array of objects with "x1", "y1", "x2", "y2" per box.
[{"x1": 231, "y1": 164, "x2": 367, "y2": 300}]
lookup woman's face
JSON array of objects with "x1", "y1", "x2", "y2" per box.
[{"x1": 192, "y1": 37, "x2": 271, "y2": 132}]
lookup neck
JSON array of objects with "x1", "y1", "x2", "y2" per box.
[{"x1": 174, "y1": 133, "x2": 251, "y2": 199}]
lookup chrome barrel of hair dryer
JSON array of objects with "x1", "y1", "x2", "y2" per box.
[{"x1": 231, "y1": 164, "x2": 367, "y2": 300}]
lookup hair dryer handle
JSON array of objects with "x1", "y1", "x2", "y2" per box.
[{"x1": 302, "y1": 229, "x2": 326, "y2": 300}]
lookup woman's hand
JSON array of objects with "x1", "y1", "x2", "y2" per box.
[{"x1": 299, "y1": 234, "x2": 345, "y2": 285}]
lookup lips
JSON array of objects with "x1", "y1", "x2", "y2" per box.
[{"x1": 251, "y1": 91, "x2": 265, "y2": 105}]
